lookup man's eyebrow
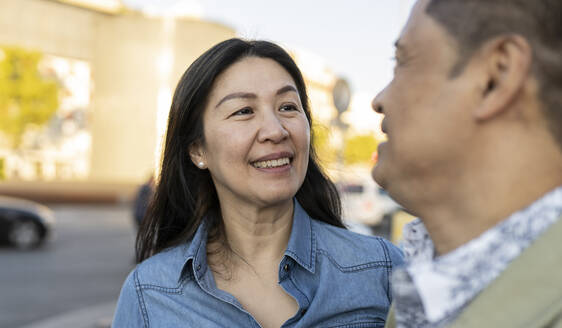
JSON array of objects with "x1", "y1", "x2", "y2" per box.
[
  {"x1": 215, "y1": 92, "x2": 256, "y2": 108},
  {"x1": 276, "y1": 85, "x2": 298, "y2": 95}
]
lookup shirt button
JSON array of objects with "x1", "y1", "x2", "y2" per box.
[
  {"x1": 196, "y1": 264, "x2": 201, "y2": 271},
  {"x1": 283, "y1": 264, "x2": 290, "y2": 272}
]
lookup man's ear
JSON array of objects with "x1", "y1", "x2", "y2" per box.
[
  {"x1": 189, "y1": 141, "x2": 207, "y2": 169},
  {"x1": 474, "y1": 35, "x2": 532, "y2": 121}
]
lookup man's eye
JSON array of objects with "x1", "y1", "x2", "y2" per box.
[
  {"x1": 232, "y1": 107, "x2": 253, "y2": 116},
  {"x1": 280, "y1": 104, "x2": 298, "y2": 112}
]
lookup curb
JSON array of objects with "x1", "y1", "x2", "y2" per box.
[{"x1": 19, "y1": 301, "x2": 116, "y2": 328}]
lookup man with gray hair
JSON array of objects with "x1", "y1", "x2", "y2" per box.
[{"x1": 371, "y1": 0, "x2": 562, "y2": 327}]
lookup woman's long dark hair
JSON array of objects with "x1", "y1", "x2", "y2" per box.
[{"x1": 136, "y1": 38, "x2": 344, "y2": 263}]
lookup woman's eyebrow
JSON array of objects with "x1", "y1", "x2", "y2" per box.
[
  {"x1": 215, "y1": 92, "x2": 256, "y2": 108},
  {"x1": 276, "y1": 85, "x2": 297, "y2": 95},
  {"x1": 215, "y1": 85, "x2": 297, "y2": 108}
]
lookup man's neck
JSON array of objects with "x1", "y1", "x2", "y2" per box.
[
  {"x1": 423, "y1": 181, "x2": 560, "y2": 256},
  {"x1": 417, "y1": 133, "x2": 562, "y2": 256}
]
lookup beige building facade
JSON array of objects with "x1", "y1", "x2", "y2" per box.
[
  {"x1": 0, "y1": 0, "x2": 344, "y2": 189},
  {"x1": 0, "y1": 0, "x2": 235, "y2": 183}
]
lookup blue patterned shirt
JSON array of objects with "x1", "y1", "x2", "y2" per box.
[{"x1": 392, "y1": 186, "x2": 562, "y2": 328}]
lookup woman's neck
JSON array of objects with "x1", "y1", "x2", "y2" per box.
[
  {"x1": 222, "y1": 200, "x2": 294, "y2": 263},
  {"x1": 208, "y1": 199, "x2": 294, "y2": 275}
]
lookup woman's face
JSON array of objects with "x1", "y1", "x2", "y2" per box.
[{"x1": 192, "y1": 56, "x2": 310, "y2": 209}]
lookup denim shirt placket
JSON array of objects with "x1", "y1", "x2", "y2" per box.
[
  {"x1": 187, "y1": 201, "x2": 315, "y2": 328},
  {"x1": 278, "y1": 256, "x2": 311, "y2": 327},
  {"x1": 189, "y1": 250, "x2": 313, "y2": 327},
  {"x1": 188, "y1": 234, "x2": 262, "y2": 328},
  {"x1": 188, "y1": 230, "x2": 315, "y2": 326}
]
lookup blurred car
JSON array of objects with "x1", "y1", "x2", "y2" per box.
[
  {"x1": 339, "y1": 178, "x2": 400, "y2": 227},
  {"x1": 345, "y1": 220, "x2": 375, "y2": 236},
  {"x1": 0, "y1": 196, "x2": 55, "y2": 249}
]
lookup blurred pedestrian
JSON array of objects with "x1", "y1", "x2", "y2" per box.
[
  {"x1": 132, "y1": 175, "x2": 154, "y2": 229},
  {"x1": 113, "y1": 38, "x2": 403, "y2": 328},
  {"x1": 371, "y1": 0, "x2": 562, "y2": 327}
]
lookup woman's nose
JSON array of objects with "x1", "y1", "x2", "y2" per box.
[{"x1": 257, "y1": 112, "x2": 289, "y2": 143}]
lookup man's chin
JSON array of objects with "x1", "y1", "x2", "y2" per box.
[
  {"x1": 372, "y1": 143, "x2": 388, "y2": 184},
  {"x1": 371, "y1": 162, "x2": 387, "y2": 189}
]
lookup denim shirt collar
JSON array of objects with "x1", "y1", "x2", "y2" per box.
[
  {"x1": 179, "y1": 214, "x2": 210, "y2": 283},
  {"x1": 284, "y1": 199, "x2": 317, "y2": 274},
  {"x1": 178, "y1": 199, "x2": 316, "y2": 283}
]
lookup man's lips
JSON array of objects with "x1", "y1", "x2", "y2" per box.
[{"x1": 381, "y1": 119, "x2": 388, "y2": 134}]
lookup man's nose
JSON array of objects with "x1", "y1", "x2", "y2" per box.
[
  {"x1": 372, "y1": 86, "x2": 387, "y2": 114},
  {"x1": 257, "y1": 112, "x2": 289, "y2": 143}
]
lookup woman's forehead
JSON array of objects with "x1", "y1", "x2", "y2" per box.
[{"x1": 209, "y1": 57, "x2": 297, "y2": 99}]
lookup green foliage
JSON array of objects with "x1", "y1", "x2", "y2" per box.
[
  {"x1": 0, "y1": 46, "x2": 59, "y2": 148},
  {"x1": 312, "y1": 123, "x2": 337, "y2": 165},
  {"x1": 343, "y1": 134, "x2": 378, "y2": 165},
  {"x1": 312, "y1": 123, "x2": 379, "y2": 167},
  {"x1": 0, "y1": 157, "x2": 4, "y2": 180}
]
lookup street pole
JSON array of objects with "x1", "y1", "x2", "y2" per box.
[{"x1": 332, "y1": 77, "x2": 351, "y2": 185}]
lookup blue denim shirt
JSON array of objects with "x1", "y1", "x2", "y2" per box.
[{"x1": 113, "y1": 201, "x2": 404, "y2": 327}]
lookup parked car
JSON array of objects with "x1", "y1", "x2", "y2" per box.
[
  {"x1": 339, "y1": 179, "x2": 400, "y2": 227},
  {"x1": 0, "y1": 196, "x2": 55, "y2": 249}
]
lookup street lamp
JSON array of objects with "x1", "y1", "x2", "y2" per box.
[{"x1": 331, "y1": 77, "x2": 351, "y2": 182}]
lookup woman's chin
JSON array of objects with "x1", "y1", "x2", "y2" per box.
[{"x1": 252, "y1": 190, "x2": 297, "y2": 208}]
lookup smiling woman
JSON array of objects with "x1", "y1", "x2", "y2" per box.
[{"x1": 113, "y1": 38, "x2": 403, "y2": 328}]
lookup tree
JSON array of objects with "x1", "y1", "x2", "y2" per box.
[
  {"x1": 312, "y1": 124, "x2": 380, "y2": 167},
  {"x1": 0, "y1": 46, "x2": 59, "y2": 149},
  {"x1": 343, "y1": 134, "x2": 378, "y2": 166},
  {"x1": 312, "y1": 123, "x2": 337, "y2": 166}
]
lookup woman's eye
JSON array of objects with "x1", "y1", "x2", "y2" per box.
[
  {"x1": 280, "y1": 104, "x2": 298, "y2": 112},
  {"x1": 232, "y1": 107, "x2": 253, "y2": 116}
]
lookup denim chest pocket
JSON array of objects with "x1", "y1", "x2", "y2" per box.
[
  {"x1": 318, "y1": 317, "x2": 385, "y2": 328},
  {"x1": 325, "y1": 323, "x2": 384, "y2": 328},
  {"x1": 317, "y1": 249, "x2": 392, "y2": 273},
  {"x1": 301, "y1": 307, "x2": 387, "y2": 328},
  {"x1": 298, "y1": 251, "x2": 391, "y2": 328}
]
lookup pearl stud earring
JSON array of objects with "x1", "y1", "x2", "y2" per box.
[{"x1": 198, "y1": 162, "x2": 204, "y2": 168}]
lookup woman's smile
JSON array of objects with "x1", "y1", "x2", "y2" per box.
[{"x1": 251, "y1": 151, "x2": 293, "y2": 173}]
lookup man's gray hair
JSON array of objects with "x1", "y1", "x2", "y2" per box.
[{"x1": 426, "y1": 0, "x2": 562, "y2": 149}]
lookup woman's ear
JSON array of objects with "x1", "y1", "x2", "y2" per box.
[
  {"x1": 474, "y1": 34, "x2": 532, "y2": 121},
  {"x1": 189, "y1": 141, "x2": 207, "y2": 169}
]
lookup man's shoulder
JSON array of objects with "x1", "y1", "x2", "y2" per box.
[{"x1": 450, "y1": 218, "x2": 562, "y2": 328}]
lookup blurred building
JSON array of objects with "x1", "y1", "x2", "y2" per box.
[
  {"x1": 0, "y1": 0, "x2": 346, "y2": 201},
  {"x1": 0, "y1": 0, "x2": 235, "y2": 185}
]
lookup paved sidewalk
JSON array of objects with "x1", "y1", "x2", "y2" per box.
[{"x1": 19, "y1": 301, "x2": 116, "y2": 328}]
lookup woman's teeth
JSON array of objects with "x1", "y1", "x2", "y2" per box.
[{"x1": 252, "y1": 157, "x2": 290, "y2": 169}]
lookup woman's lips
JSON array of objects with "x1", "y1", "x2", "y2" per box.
[
  {"x1": 252, "y1": 151, "x2": 293, "y2": 163},
  {"x1": 252, "y1": 157, "x2": 291, "y2": 169}
]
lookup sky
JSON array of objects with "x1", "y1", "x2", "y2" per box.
[{"x1": 122, "y1": 0, "x2": 417, "y2": 133}]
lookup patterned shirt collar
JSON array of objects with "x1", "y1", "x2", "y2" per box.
[{"x1": 392, "y1": 186, "x2": 562, "y2": 327}]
